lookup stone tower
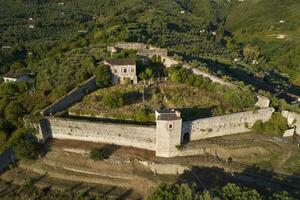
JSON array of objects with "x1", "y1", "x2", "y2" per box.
[{"x1": 155, "y1": 109, "x2": 182, "y2": 157}]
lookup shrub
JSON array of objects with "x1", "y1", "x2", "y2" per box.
[
  {"x1": 90, "y1": 148, "x2": 107, "y2": 161},
  {"x1": 14, "y1": 139, "x2": 39, "y2": 160},
  {"x1": 103, "y1": 91, "x2": 124, "y2": 109},
  {"x1": 252, "y1": 113, "x2": 288, "y2": 136}
]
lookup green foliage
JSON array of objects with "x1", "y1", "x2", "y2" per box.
[
  {"x1": 4, "y1": 101, "x2": 26, "y2": 127},
  {"x1": 94, "y1": 64, "x2": 112, "y2": 88},
  {"x1": 225, "y1": 0, "x2": 300, "y2": 85},
  {"x1": 135, "y1": 108, "x2": 153, "y2": 122},
  {"x1": 14, "y1": 139, "x2": 39, "y2": 160},
  {"x1": 148, "y1": 183, "x2": 295, "y2": 200},
  {"x1": 167, "y1": 67, "x2": 256, "y2": 113},
  {"x1": 220, "y1": 183, "x2": 261, "y2": 200},
  {"x1": 139, "y1": 68, "x2": 154, "y2": 80},
  {"x1": 90, "y1": 148, "x2": 107, "y2": 161},
  {"x1": 252, "y1": 113, "x2": 288, "y2": 136},
  {"x1": 146, "y1": 183, "x2": 206, "y2": 200},
  {"x1": 269, "y1": 191, "x2": 296, "y2": 200},
  {"x1": 103, "y1": 91, "x2": 124, "y2": 109}
]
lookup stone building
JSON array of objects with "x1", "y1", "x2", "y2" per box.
[
  {"x1": 104, "y1": 58, "x2": 138, "y2": 84},
  {"x1": 2, "y1": 72, "x2": 30, "y2": 83}
]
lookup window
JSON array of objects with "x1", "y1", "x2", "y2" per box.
[
  {"x1": 169, "y1": 124, "x2": 173, "y2": 129},
  {"x1": 114, "y1": 69, "x2": 117, "y2": 73},
  {"x1": 131, "y1": 68, "x2": 135, "y2": 73},
  {"x1": 123, "y1": 68, "x2": 127, "y2": 73}
]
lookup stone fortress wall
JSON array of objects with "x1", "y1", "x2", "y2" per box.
[
  {"x1": 36, "y1": 107, "x2": 275, "y2": 157},
  {"x1": 183, "y1": 108, "x2": 275, "y2": 141},
  {"x1": 41, "y1": 76, "x2": 97, "y2": 115},
  {"x1": 39, "y1": 117, "x2": 156, "y2": 151},
  {"x1": 34, "y1": 42, "x2": 277, "y2": 158}
]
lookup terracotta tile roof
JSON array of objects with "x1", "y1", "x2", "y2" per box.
[
  {"x1": 3, "y1": 72, "x2": 21, "y2": 79},
  {"x1": 105, "y1": 58, "x2": 136, "y2": 66}
]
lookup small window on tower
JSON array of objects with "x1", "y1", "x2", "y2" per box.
[{"x1": 169, "y1": 124, "x2": 173, "y2": 129}]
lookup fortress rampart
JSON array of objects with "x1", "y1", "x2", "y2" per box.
[
  {"x1": 39, "y1": 117, "x2": 156, "y2": 151},
  {"x1": 41, "y1": 76, "x2": 96, "y2": 115},
  {"x1": 36, "y1": 108, "x2": 275, "y2": 157},
  {"x1": 183, "y1": 108, "x2": 275, "y2": 141}
]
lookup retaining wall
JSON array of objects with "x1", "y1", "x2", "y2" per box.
[
  {"x1": 39, "y1": 117, "x2": 156, "y2": 151},
  {"x1": 183, "y1": 108, "x2": 275, "y2": 140},
  {"x1": 41, "y1": 76, "x2": 96, "y2": 115}
]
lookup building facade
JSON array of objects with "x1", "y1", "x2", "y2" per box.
[
  {"x1": 2, "y1": 72, "x2": 30, "y2": 83},
  {"x1": 104, "y1": 58, "x2": 138, "y2": 84}
]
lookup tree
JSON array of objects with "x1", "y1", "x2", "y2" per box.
[
  {"x1": 269, "y1": 191, "x2": 296, "y2": 200},
  {"x1": 220, "y1": 183, "x2": 261, "y2": 200},
  {"x1": 94, "y1": 64, "x2": 112, "y2": 88},
  {"x1": 103, "y1": 91, "x2": 124, "y2": 109},
  {"x1": 4, "y1": 101, "x2": 26, "y2": 127},
  {"x1": 147, "y1": 183, "x2": 208, "y2": 200}
]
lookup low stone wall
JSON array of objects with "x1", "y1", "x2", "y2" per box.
[
  {"x1": 115, "y1": 42, "x2": 147, "y2": 50},
  {"x1": 41, "y1": 76, "x2": 96, "y2": 116},
  {"x1": 183, "y1": 64, "x2": 233, "y2": 86},
  {"x1": 183, "y1": 108, "x2": 275, "y2": 140},
  {"x1": 39, "y1": 117, "x2": 156, "y2": 151}
]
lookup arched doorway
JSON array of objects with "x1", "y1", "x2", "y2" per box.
[{"x1": 183, "y1": 132, "x2": 190, "y2": 144}]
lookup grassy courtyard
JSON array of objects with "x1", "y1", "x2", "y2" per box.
[{"x1": 69, "y1": 81, "x2": 256, "y2": 122}]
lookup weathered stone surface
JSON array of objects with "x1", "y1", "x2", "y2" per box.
[
  {"x1": 183, "y1": 108, "x2": 275, "y2": 141},
  {"x1": 35, "y1": 108, "x2": 276, "y2": 158},
  {"x1": 282, "y1": 110, "x2": 300, "y2": 135},
  {"x1": 39, "y1": 117, "x2": 156, "y2": 151},
  {"x1": 114, "y1": 42, "x2": 147, "y2": 50},
  {"x1": 255, "y1": 95, "x2": 270, "y2": 108},
  {"x1": 283, "y1": 128, "x2": 295, "y2": 138}
]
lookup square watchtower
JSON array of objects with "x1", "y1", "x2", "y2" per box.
[{"x1": 155, "y1": 109, "x2": 182, "y2": 157}]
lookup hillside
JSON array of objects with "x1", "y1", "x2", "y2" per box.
[{"x1": 226, "y1": 0, "x2": 300, "y2": 85}]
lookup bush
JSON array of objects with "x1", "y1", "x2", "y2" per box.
[
  {"x1": 103, "y1": 91, "x2": 124, "y2": 109},
  {"x1": 90, "y1": 148, "x2": 107, "y2": 161},
  {"x1": 252, "y1": 113, "x2": 288, "y2": 136},
  {"x1": 14, "y1": 139, "x2": 39, "y2": 160}
]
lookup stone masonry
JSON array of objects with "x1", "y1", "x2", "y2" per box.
[{"x1": 36, "y1": 108, "x2": 275, "y2": 158}]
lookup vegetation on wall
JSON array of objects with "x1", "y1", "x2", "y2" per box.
[{"x1": 252, "y1": 113, "x2": 288, "y2": 136}]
